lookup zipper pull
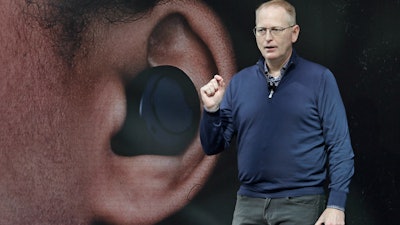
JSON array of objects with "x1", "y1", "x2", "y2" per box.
[
  {"x1": 268, "y1": 82, "x2": 276, "y2": 99},
  {"x1": 268, "y1": 89, "x2": 274, "y2": 98}
]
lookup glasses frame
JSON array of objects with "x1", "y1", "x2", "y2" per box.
[{"x1": 253, "y1": 24, "x2": 296, "y2": 37}]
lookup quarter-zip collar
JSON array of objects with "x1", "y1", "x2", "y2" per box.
[
  {"x1": 256, "y1": 49, "x2": 298, "y2": 76},
  {"x1": 257, "y1": 49, "x2": 298, "y2": 98}
]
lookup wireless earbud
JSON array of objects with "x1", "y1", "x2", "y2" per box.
[{"x1": 111, "y1": 65, "x2": 200, "y2": 156}]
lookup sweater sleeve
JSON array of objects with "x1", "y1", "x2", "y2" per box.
[
  {"x1": 200, "y1": 109, "x2": 225, "y2": 155},
  {"x1": 318, "y1": 69, "x2": 355, "y2": 210},
  {"x1": 200, "y1": 83, "x2": 236, "y2": 155}
]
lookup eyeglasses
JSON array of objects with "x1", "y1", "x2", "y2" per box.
[{"x1": 253, "y1": 25, "x2": 295, "y2": 37}]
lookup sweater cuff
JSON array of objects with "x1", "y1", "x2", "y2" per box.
[
  {"x1": 203, "y1": 108, "x2": 220, "y2": 117},
  {"x1": 327, "y1": 190, "x2": 348, "y2": 211}
]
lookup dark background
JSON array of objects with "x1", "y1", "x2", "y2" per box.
[{"x1": 158, "y1": 0, "x2": 400, "y2": 224}]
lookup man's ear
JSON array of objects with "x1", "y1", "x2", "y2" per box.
[
  {"x1": 90, "y1": 1, "x2": 236, "y2": 225},
  {"x1": 291, "y1": 24, "x2": 300, "y2": 43}
]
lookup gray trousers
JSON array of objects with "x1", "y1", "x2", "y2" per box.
[{"x1": 232, "y1": 194, "x2": 326, "y2": 225}]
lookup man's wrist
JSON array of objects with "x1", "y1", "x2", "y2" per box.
[
  {"x1": 326, "y1": 205, "x2": 345, "y2": 212},
  {"x1": 327, "y1": 190, "x2": 347, "y2": 211},
  {"x1": 204, "y1": 105, "x2": 220, "y2": 113}
]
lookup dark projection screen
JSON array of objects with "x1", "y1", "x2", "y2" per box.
[
  {"x1": 1, "y1": 0, "x2": 398, "y2": 224},
  {"x1": 158, "y1": 1, "x2": 400, "y2": 225}
]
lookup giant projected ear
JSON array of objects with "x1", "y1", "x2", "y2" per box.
[
  {"x1": 90, "y1": 1, "x2": 236, "y2": 225},
  {"x1": 111, "y1": 4, "x2": 235, "y2": 157}
]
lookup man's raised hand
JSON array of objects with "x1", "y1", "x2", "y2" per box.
[{"x1": 200, "y1": 75, "x2": 226, "y2": 112}]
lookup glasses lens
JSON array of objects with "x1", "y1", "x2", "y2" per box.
[{"x1": 254, "y1": 27, "x2": 265, "y2": 36}]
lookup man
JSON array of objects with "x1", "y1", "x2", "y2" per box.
[
  {"x1": 0, "y1": 0, "x2": 235, "y2": 224},
  {"x1": 200, "y1": 0, "x2": 354, "y2": 224}
]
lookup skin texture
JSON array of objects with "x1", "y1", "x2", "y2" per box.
[{"x1": 0, "y1": 0, "x2": 235, "y2": 224}]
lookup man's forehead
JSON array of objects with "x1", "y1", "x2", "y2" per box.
[{"x1": 256, "y1": 6, "x2": 290, "y2": 23}]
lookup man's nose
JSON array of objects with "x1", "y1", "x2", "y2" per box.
[{"x1": 265, "y1": 29, "x2": 273, "y2": 40}]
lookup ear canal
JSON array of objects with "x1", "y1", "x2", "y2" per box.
[{"x1": 110, "y1": 65, "x2": 200, "y2": 156}]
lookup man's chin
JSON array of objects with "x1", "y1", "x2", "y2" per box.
[{"x1": 263, "y1": 54, "x2": 279, "y2": 61}]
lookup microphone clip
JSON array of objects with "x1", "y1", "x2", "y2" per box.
[{"x1": 268, "y1": 81, "x2": 276, "y2": 99}]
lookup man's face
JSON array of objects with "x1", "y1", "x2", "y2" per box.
[
  {"x1": 0, "y1": 0, "x2": 235, "y2": 224},
  {"x1": 255, "y1": 6, "x2": 299, "y2": 64}
]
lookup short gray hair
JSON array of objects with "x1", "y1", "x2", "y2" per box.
[{"x1": 255, "y1": 0, "x2": 296, "y2": 25}]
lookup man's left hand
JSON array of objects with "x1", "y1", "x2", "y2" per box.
[{"x1": 314, "y1": 208, "x2": 345, "y2": 225}]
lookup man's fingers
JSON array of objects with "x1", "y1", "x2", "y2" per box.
[
  {"x1": 201, "y1": 75, "x2": 222, "y2": 96},
  {"x1": 209, "y1": 78, "x2": 220, "y2": 91},
  {"x1": 200, "y1": 84, "x2": 213, "y2": 96},
  {"x1": 213, "y1": 75, "x2": 225, "y2": 89},
  {"x1": 202, "y1": 83, "x2": 217, "y2": 96}
]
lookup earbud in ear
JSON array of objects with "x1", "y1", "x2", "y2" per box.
[{"x1": 111, "y1": 65, "x2": 200, "y2": 156}]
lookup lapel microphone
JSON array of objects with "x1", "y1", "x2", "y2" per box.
[{"x1": 268, "y1": 81, "x2": 276, "y2": 99}]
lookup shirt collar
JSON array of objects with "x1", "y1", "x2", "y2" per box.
[
  {"x1": 257, "y1": 49, "x2": 298, "y2": 75},
  {"x1": 264, "y1": 60, "x2": 290, "y2": 75}
]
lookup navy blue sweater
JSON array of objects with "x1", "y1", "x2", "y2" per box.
[{"x1": 200, "y1": 51, "x2": 354, "y2": 210}]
